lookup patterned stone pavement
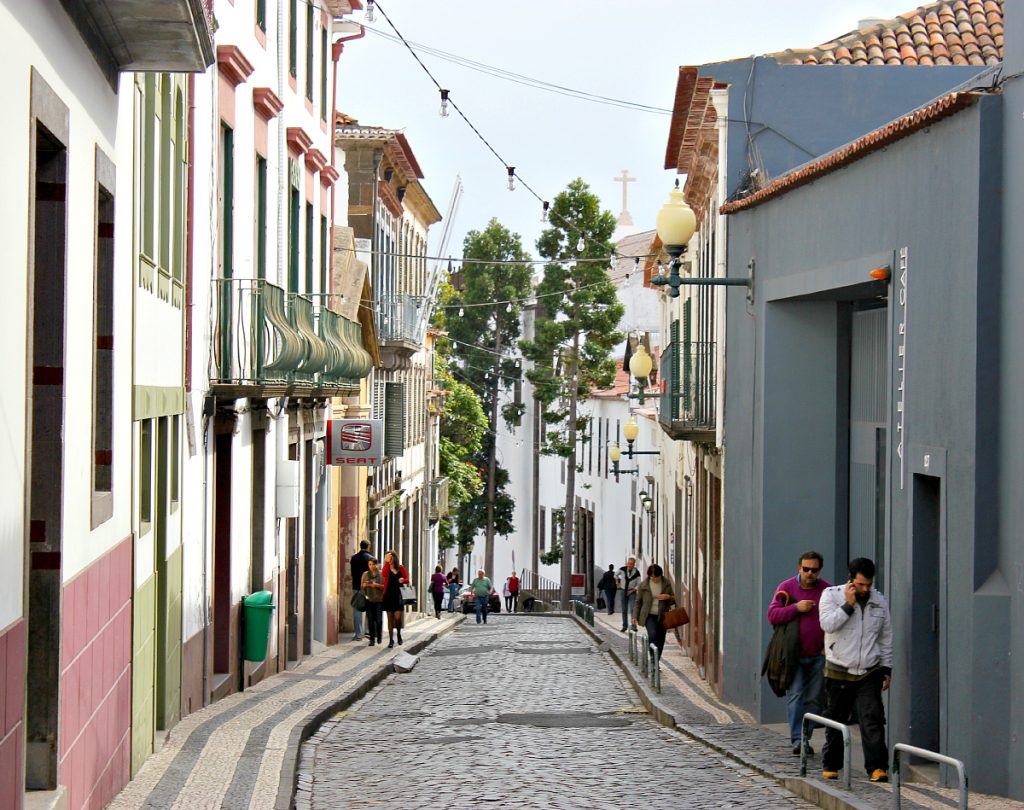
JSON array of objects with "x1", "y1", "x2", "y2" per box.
[
  {"x1": 297, "y1": 616, "x2": 817, "y2": 810},
  {"x1": 107, "y1": 614, "x2": 461, "y2": 810}
]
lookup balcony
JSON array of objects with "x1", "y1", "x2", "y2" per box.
[
  {"x1": 429, "y1": 477, "x2": 450, "y2": 523},
  {"x1": 210, "y1": 280, "x2": 372, "y2": 397},
  {"x1": 659, "y1": 337, "x2": 717, "y2": 443},
  {"x1": 377, "y1": 293, "x2": 425, "y2": 367},
  {"x1": 62, "y1": 0, "x2": 214, "y2": 82}
]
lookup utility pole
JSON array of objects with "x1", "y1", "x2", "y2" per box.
[{"x1": 484, "y1": 314, "x2": 501, "y2": 576}]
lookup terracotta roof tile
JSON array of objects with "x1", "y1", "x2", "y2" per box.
[
  {"x1": 772, "y1": 0, "x2": 1002, "y2": 66},
  {"x1": 720, "y1": 92, "x2": 982, "y2": 215}
]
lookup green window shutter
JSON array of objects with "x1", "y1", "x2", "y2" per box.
[
  {"x1": 305, "y1": 4, "x2": 314, "y2": 100},
  {"x1": 682, "y1": 302, "x2": 692, "y2": 415},
  {"x1": 305, "y1": 201, "x2": 314, "y2": 294},
  {"x1": 384, "y1": 382, "x2": 406, "y2": 457},
  {"x1": 289, "y1": 0, "x2": 297, "y2": 77},
  {"x1": 256, "y1": 155, "x2": 267, "y2": 280},
  {"x1": 321, "y1": 27, "x2": 329, "y2": 120},
  {"x1": 256, "y1": 0, "x2": 266, "y2": 32}
]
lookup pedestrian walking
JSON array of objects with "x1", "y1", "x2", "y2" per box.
[
  {"x1": 633, "y1": 563, "x2": 676, "y2": 658},
  {"x1": 381, "y1": 550, "x2": 409, "y2": 648},
  {"x1": 446, "y1": 567, "x2": 461, "y2": 612},
  {"x1": 502, "y1": 579, "x2": 512, "y2": 612},
  {"x1": 430, "y1": 565, "x2": 447, "y2": 619},
  {"x1": 360, "y1": 558, "x2": 384, "y2": 647},
  {"x1": 619, "y1": 557, "x2": 642, "y2": 631},
  {"x1": 767, "y1": 550, "x2": 831, "y2": 756},
  {"x1": 818, "y1": 557, "x2": 893, "y2": 783},
  {"x1": 507, "y1": 571, "x2": 519, "y2": 612},
  {"x1": 598, "y1": 564, "x2": 617, "y2": 614},
  {"x1": 470, "y1": 569, "x2": 494, "y2": 624},
  {"x1": 349, "y1": 540, "x2": 372, "y2": 641}
]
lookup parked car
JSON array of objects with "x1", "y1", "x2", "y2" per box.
[{"x1": 458, "y1": 585, "x2": 501, "y2": 615}]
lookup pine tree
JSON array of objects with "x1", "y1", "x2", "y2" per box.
[{"x1": 520, "y1": 179, "x2": 624, "y2": 608}]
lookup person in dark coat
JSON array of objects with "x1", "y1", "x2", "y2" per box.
[
  {"x1": 598, "y1": 564, "x2": 617, "y2": 614},
  {"x1": 349, "y1": 540, "x2": 372, "y2": 641},
  {"x1": 381, "y1": 550, "x2": 409, "y2": 648}
]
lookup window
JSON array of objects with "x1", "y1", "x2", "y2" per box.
[
  {"x1": 170, "y1": 415, "x2": 180, "y2": 512},
  {"x1": 220, "y1": 124, "x2": 234, "y2": 278},
  {"x1": 305, "y1": 201, "x2": 314, "y2": 294},
  {"x1": 142, "y1": 74, "x2": 156, "y2": 258},
  {"x1": 256, "y1": 0, "x2": 266, "y2": 32},
  {"x1": 320, "y1": 214, "x2": 328, "y2": 298},
  {"x1": 305, "y1": 3, "x2": 314, "y2": 100},
  {"x1": 159, "y1": 76, "x2": 171, "y2": 272},
  {"x1": 256, "y1": 155, "x2": 267, "y2": 279},
  {"x1": 539, "y1": 507, "x2": 546, "y2": 551},
  {"x1": 289, "y1": 0, "x2": 297, "y2": 78},
  {"x1": 92, "y1": 159, "x2": 115, "y2": 527},
  {"x1": 288, "y1": 161, "x2": 299, "y2": 292},
  {"x1": 173, "y1": 89, "x2": 186, "y2": 286},
  {"x1": 321, "y1": 25, "x2": 329, "y2": 119},
  {"x1": 140, "y1": 420, "x2": 152, "y2": 535}
]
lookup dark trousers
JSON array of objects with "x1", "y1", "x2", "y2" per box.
[
  {"x1": 365, "y1": 602, "x2": 383, "y2": 642},
  {"x1": 644, "y1": 614, "x2": 667, "y2": 658},
  {"x1": 822, "y1": 671, "x2": 888, "y2": 774},
  {"x1": 603, "y1": 588, "x2": 616, "y2": 614},
  {"x1": 432, "y1": 591, "x2": 444, "y2": 616}
]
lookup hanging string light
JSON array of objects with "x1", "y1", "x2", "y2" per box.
[
  {"x1": 576, "y1": 235, "x2": 585, "y2": 252},
  {"x1": 541, "y1": 201, "x2": 549, "y2": 222},
  {"x1": 458, "y1": 307, "x2": 465, "y2": 317},
  {"x1": 439, "y1": 88, "x2": 450, "y2": 117},
  {"x1": 506, "y1": 301, "x2": 513, "y2": 313},
  {"x1": 365, "y1": 0, "x2": 375, "y2": 22},
  {"x1": 506, "y1": 166, "x2": 516, "y2": 191}
]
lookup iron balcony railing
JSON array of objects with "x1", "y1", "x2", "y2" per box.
[
  {"x1": 377, "y1": 293, "x2": 425, "y2": 345},
  {"x1": 659, "y1": 336, "x2": 718, "y2": 441},
  {"x1": 428, "y1": 477, "x2": 450, "y2": 522},
  {"x1": 210, "y1": 279, "x2": 371, "y2": 391}
]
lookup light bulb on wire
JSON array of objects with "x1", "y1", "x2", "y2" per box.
[
  {"x1": 506, "y1": 166, "x2": 516, "y2": 191},
  {"x1": 576, "y1": 235, "x2": 586, "y2": 252},
  {"x1": 439, "y1": 89, "x2": 450, "y2": 117},
  {"x1": 365, "y1": 0, "x2": 375, "y2": 22},
  {"x1": 506, "y1": 301, "x2": 513, "y2": 313},
  {"x1": 458, "y1": 307, "x2": 464, "y2": 317},
  {"x1": 541, "y1": 201, "x2": 549, "y2": 222}
]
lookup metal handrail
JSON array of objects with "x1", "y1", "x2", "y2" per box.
[
  {"x1": 801, "y1": 713, "x2": 852, "y2": 789},
  {"x1": 892, "y1": 744, "x2": 968, "y2": 810}
]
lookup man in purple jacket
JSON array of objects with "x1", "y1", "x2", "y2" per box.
[{"x1": 767, "y1": 550, "x2": 831, "y2": 755}]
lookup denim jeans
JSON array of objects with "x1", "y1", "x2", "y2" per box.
[
  {"x1": 353, "y1": 601, "x2": 365, "y2": 639},
  {"x1": 787, "y1": 654, "x2": 825, "y2": 745},
  {"x1": 475, "y1": 595, "x2": 489, "y2": 623},
  {"x1": 448, "y1": 584, "x2": 459, "y2": 612},
  {"x1": 621, "y1": 591, "x2": 637, "y2": 629}
]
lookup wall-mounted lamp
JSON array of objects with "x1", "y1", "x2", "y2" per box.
[
  {"x1": 650, "y1": 180, "x2": 753, "y2": 299},
  {"x1": 609, "y1": 443, "x2": 639, "y2": 482},
  {"x1": 638, "y1": 490, "x2": 655, "y2": 515},
  {"x1": 619, "y1": 415, "x2": 660, "y2": 461}
]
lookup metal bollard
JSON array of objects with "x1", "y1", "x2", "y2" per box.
[
  {"x1": 649, "y1": 643, "x2": 661, "y2": 692},
  {"x1": 628, "y1": 628, "x2": 636, "y2": 662},
  {"x1": 639, "y1": 634, "x2": 649, "y2": 675},
  {"x1": 892, "y1": 744, "x2": 968, "y2": 810}
]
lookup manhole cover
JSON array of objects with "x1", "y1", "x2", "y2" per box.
[
  {"x1": 514, "y1": 647, "x2": 592, "y2": 655},
  {"x1": 430, "y1": 645, "x2": 502, "y2": 657},
  {"x1": 496, "y1": 712, "x2": 633, "y2": 728}
]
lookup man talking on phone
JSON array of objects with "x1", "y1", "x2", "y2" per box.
[{"x1": 818, "y1": 557, "x2": 893, "y2": 783}]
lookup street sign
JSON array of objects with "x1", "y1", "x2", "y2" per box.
[
  {"x1": 571, "y1": 573, "x2": 585, "y2": 597},
  {"x1": 326, "y1": 419, "x2": 384, "y2": 467}
]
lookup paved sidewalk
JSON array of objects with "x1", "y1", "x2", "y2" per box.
[
  {"x1": 585, "y1": 608, "x2": 1021, "y2": 810},
  {"x1": 107, "y1": 613, "x2": 463, "y2": 810}
]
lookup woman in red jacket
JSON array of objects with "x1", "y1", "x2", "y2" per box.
[{"x1": 381, "y1": 550, "x2": 409, "y2": 647}]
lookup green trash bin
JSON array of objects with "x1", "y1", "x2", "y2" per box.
[{"x1": 242, "y1": 590, "x2": 275, "y2": 662}]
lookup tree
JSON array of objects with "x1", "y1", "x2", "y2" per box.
[
  {"x1": 445, "y1": 218, "x2": 533, "y2": 575},
  {"x1": 435, "y1": 356, "x2": 487, "y2": 554},
  {"x1": 520, "y1": 179, "x2": 624, "y2": 609}
]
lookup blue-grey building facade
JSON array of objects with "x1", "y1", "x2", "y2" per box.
[{"x1": 718, "y1": 33, "x2": 1022, "y2": 800}]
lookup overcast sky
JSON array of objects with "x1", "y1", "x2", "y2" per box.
[{"x1": 337, "y1": 0, "x2": 924, "y2": 260}]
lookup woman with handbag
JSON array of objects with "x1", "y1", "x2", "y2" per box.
[
  {"x1": 446, "y1": 567, "x2": 461, "y2": 613},
  {"x1": 632, "y1": 563, "x2": 676, "y2": 658},
  {"x1": 381, "y1": 550, "x2": 409, "y2": 648},
  {"x1": 360, "y1": 558, "x2": 384, "y2": 647},
  {"x1": 430, "y1": 565, "x2": 448, "y2": 619}
]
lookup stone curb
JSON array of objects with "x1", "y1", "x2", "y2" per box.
[
  {"x1": 571, "y1": 614, "x2": 877, "y2": 810},
  {"x1": 275, "y1": 616, "x2": 465, "y2": 810}
]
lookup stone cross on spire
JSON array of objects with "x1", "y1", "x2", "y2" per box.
[{"x1": 613, "y1": 169, "x2": 636, "y2": 226}]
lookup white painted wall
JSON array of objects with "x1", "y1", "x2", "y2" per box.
[{"x1": 0, "y1": 2, "x2": 139, "y2": 627}]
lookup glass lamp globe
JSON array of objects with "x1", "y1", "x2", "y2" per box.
[
  {"x1": 629, "y1": 344, "x2": 653, "y2": 380},
  {"x1": 623, "y1": 416, "x2": 639, "y2": 443},
  {"x1": 655, "y1": 183, "x2": 697, "y2": 249}
]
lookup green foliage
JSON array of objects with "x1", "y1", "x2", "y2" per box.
[{"x1": 520, "y1": 179, "x2": 624, "y2": 450}]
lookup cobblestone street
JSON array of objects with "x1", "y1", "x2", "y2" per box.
[{"x1": 298, "y1": 616, "x2": 816, "y2": 809}]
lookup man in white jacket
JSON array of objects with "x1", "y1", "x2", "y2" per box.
[{"x1": 818, "y1": 557, "x2": 893, "y2": 783}]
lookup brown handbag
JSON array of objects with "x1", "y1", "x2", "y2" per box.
[{"x1": 661, "y1": 605, "x2": 689, "y2": 629}]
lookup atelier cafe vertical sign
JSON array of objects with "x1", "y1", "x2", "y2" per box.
[
  {"x1": 896, "y1": 247, "x2": 908, "y2": 489},
  {"x1": 326, "y1": 419, "x2": 384, "y2": 467}
]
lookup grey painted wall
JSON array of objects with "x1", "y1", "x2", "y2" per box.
[
  {"x1": 723, "y1": 95, "x2": 1018, "y2": 796},
  {"x1": 1000, "y1": 1, "x2": 1024, "y2": 802},
  {"x1": 696, "y1": 58, "x2": 984, "y2": 200}
]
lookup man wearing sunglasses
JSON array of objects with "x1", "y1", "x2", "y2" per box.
[{"x1": 767, "y1": 551, "x2": 831, "y2": 756}]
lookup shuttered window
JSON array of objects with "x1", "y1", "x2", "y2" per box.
[{"x1": 384, "y1": 381, "x2": 406, "y2": 456}]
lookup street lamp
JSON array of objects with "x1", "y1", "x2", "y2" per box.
[
  {"x1": 619, "y1": 415, "x2": 658, "y2": 461},
  {"x1": 608, "y1": 442, "x2": 639, "y2": 482},
  {"x1": 650, "y1": 180, "x2": 753, "y2": 297}
]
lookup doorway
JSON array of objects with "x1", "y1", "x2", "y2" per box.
[
  {"x1": 213, "y1": 430, "x2": 233, "y2": 682},
  {"x1": 910, "y1": 473, "x2": 943, "y2": 753},
  {"x1": 25, "y1": 120, "x2": 68, "y2": 791}
]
